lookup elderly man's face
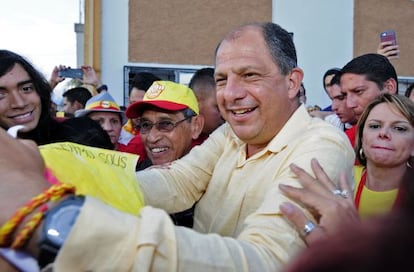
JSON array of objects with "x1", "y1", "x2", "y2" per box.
[{"x1": 139, "y1": 109, "x2": 199, "y2": 165}]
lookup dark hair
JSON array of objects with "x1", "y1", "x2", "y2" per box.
[
  {"x1": 188, "y1": 67, "x2": 215, "y2": 100},
  {"x1": 62, "y1": 87, "x2": 92, "y2": 107},
  {"x1": 0, "y1": 50, "x2": 57, "y2": 144},
  {"x1": 323, "y1": 68, "x2": 341, "y2": 89},
  {"x1": 188, "y1": 67, "x2": 215, "y2": 90},
  {"x1": 52, "y1": 116, "x2": 114, "y2": 149},
  {"x1": 355, "y1": 93, "x2": 414, "y2": 166},
  {"x1": 405, "y1": 82, "x2": 414, "y2": 98},
  {"x1": 129, "y1": 72, "x2": 161, "y2": 95},
  {"x1": 215, "y1": 22, "x2": 297, "y2": 76},
  {"x1": 341, "y1": 53, "x2": 399, "y2": 93},
  {"x1": 297, "y1": 82, "x2": 306, "y2": 97}
]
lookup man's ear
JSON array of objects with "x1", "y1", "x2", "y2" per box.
[
  {"x1": 191, "y1": 115, "x2": 204, "y2": 140},
  {"x1": 383, "y1": 78, "x2": 398, "y2": 94},
  {"x1": 287, "y1": 67, "x2": 304, "y2": 99}
]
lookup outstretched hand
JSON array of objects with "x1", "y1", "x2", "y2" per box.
[{"x1": 279, "y1": 158, "x2": 359, "y2": 245}]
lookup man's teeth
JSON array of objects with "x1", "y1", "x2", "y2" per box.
[
  {"x1": 233, "y1": 109, "x2": 252, "y2": 114},
  {"x1": 151, "y1": 147, "x2": 168, "y2": 153}
]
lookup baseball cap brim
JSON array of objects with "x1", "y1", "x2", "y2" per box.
[{"x1": 126, "y1": 100, "x2": 188, "y2": 119}]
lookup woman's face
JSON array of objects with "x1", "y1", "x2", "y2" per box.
[
  {"x1": 88, "y1": 111, "x2": 122, "y2": 145},
  {"x1": 362, "y1": 102, "x2": 414, "y2": 168},
  {"x1": 0, "y1": 63, "x2": 41, "y2": 132}
]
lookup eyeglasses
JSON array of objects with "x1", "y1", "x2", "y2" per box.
[{"x1": 137, "y1": 116, "x2": 193, "y2": 134}]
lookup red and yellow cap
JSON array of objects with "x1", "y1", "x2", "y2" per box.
[
  {"x1": 126, "y1": 81, "x2": 199, "y2": 119},
  {"x1": 75, "y1": 91, "x2": 127, "y2": 123}
]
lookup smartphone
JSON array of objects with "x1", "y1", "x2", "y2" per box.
[
  {"x1": 380, "y1": 30, "x2": 398, "y2": 57},
  {"x1": 58, "y1": 68, "x2": 83, "y2": 79},
  {"x1": 380, "y1": 30, "x2": 397, "y2": 46}
]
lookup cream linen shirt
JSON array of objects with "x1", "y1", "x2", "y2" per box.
[{"x1": 54, "y1": 105, "x2": 355, "y2": 271}]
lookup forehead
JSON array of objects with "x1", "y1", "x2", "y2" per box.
[
  {"x1": 215, "y1": 28, "x2": 271, "y2": 69},
  {"x1": 141, "y1": 109, "x2": 183, "y2": 119},
  {"x1": 330, "y1": 84, "x2": 342, "y2": 96},
  {"x1": 88, "y1": 111, "x2": 121, "y2": 119},
  {"x1": 130, "y1": 88, "x2": 146, "y2": 96},
  {"x1": 340, "y1": 73, "x2": 378, "y2": 91},
  {"x1": 368, "y1": 102, "x2": 408, "y2": 122},
  {"x1": 324, "y1": 74, "x2": 335, "y2": 84},
  {"x1": 0, "y1": 63, "x2": 30, "y2": 85}
]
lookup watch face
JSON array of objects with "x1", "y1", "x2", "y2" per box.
[{"x1": 46, "y1": 203, "x2": 82, "y2": 246}]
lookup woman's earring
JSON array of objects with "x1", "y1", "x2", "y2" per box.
[
  {"x1": 407, "y1": 158, "x2": 413, "y2": 168},
  {"x1": 359, "y1": 148, "x2": 366, "y2": 160}
]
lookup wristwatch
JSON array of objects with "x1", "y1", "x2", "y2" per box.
[{"x1": 37, "y1": 195, "x2": 85, "y2": 267}]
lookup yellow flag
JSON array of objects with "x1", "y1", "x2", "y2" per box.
[{"x1": 39, "y1": 142, "x2": 144, "y2": 215}]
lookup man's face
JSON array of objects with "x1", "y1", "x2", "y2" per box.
[
  {"x1": 340, "y1": 73, "x2": 383, "y2": 120},
  {"x1": 196, "y1": 89, "x2": 224, "y2": 135},
  {"x1": 62, "y1": 97, "x2": 81, "y2": 114},
  {"x1": 129, "y1": 87, "x2": 147, "y2": 127},
  {"x1": 330, "y1": 84, "x2": 357, "y2": 124},
  {"x1": 139, "y1": 110, "x2": 199, "y2": 165},
  {"x1": 215, "y1": 27, "x2": 301, "y2": 153},
  {"x1": 88, "y1": 111, "x2": 122, "y2": 145},
  {"x1": 0, "y1": 63, "x2": 41, "y2": 132},
  {"x1": 129, "y1": 88, "x2": 146, "y2": 105}
]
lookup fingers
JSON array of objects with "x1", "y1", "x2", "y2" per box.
[
  {"x1": 309, "y1": 158, "x2": 337, "y2": 192},
  {"x1": 280, "y1": 202, "x2": 310, "y2": 230},
  {"x1": 338, "y1": 172, "x2": 354, "y2": 202},
  {"x1": 279, "y1": 183, "x2": 333, "y2": 213},
  {"x1": 289, "y1": 159, "x2": 337, "y2": 198},
  {"x1": 279, "y1": 202, "x2": 326, "y2": 245}
]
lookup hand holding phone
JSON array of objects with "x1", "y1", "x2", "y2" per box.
[
  {"x1": 378, "y1": 30, "x2": 399, "y2": 58},
  {"x1": 58, "y1": 68, "x2": 84, "y2": 79}
]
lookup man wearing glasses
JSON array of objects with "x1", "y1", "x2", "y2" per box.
[
  {"x1": 126, "y1": 80, "x2": 204, "y2": 170},
  {"x1": 126, "y1": 80, "x2": 205, "y2": 227}
]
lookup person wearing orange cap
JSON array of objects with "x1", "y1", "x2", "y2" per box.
[
  {"x1": 75, "y1": 91, "x2": 126, "y2": 149},
  {"x1": 126, "y1": 80, "x2": 204, "y2": 226},
  {"x1": 126, "y1": 80, "x2": 204, "y2": 167}
]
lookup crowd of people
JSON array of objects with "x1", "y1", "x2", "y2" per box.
[{"x1": 0, "y1": 20, "x2": 413, "y2": 272}]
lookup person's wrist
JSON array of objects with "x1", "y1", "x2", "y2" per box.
[
  {"x1": 24, "y1": 194, "x2": 74, "y2": 259},
  {"x1": 96, "y1": 84, "x2": 108, "y2": 93}
]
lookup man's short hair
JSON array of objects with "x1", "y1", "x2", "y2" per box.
[
  {"x1": 129, "y1": 72, "x2": 161, "y2": 95},
  {"x1": 216, "y1": 22, "x2": 297, "y2": 76},
  {"x1": 62, "y1": 87, "x2": 92, "y2": 108},
  {"x1": 340, "y1": 53, "x2": 399, "y2": 93}
]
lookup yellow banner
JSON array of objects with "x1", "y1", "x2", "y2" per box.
[{"x1": 39, "y1": 142, "x2": 144, "y2": 215}]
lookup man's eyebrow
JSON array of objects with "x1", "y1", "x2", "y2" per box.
[
  {"x1": 0, "y1": 79, "x2": 33, "y2": 91},
  {"x1": 17, "y1": 79, "x2": 34, "y2": 87}
]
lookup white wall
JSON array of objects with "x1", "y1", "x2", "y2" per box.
[
  {"x1": 273, "y1": 0, "x2": 354, "y2": 108},
  {"x1": 101, "y1": 0, "x2": 129, "y2": 105},
  {"x1": 101, "y1": 0, "x2": 355, "y2": 108}
]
